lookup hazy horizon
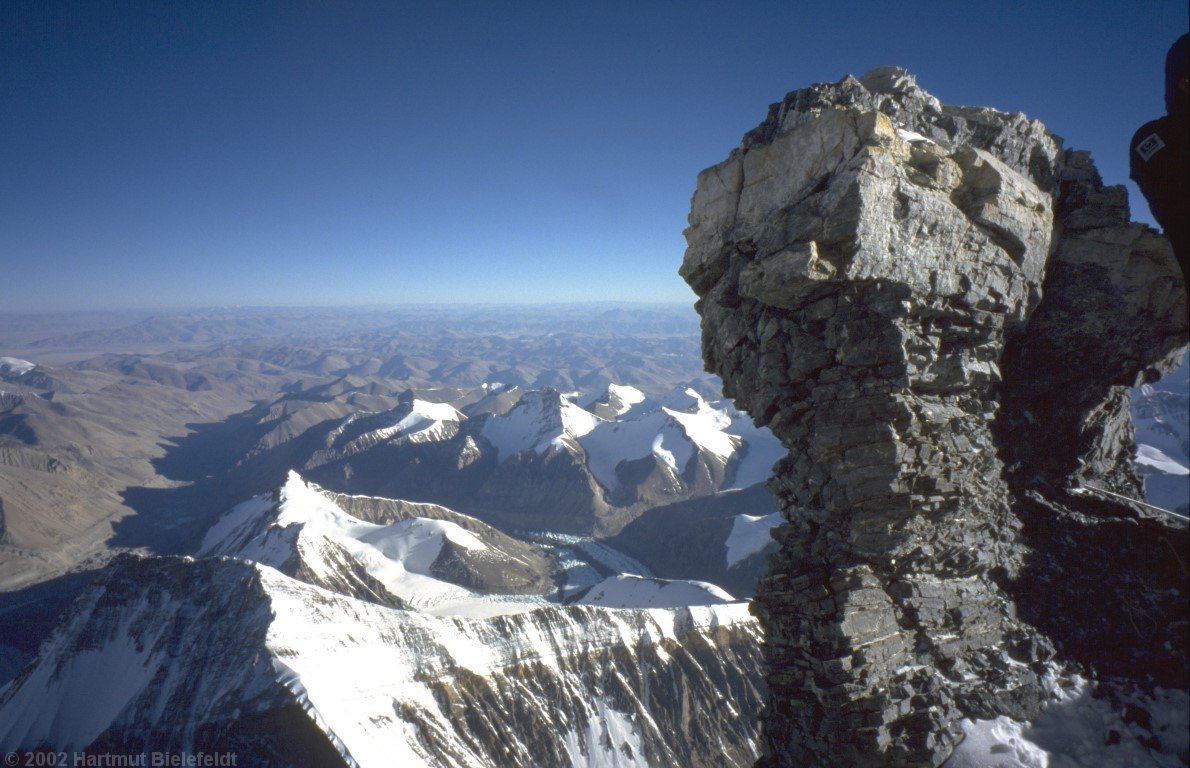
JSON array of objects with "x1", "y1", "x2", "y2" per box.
[
  {"x1": 0, "y1": 298, "x2": 698, "y2": 316},
  {"x1": 3, "y1": 1, "x2": 1187, "y2": 312}
]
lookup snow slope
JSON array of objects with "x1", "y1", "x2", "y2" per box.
[
  {"x1": 574, "y1": 387, "x2": 783, "y2": 494},
  {"x1": 1135, "y1": 444, "x2": 1189, "y2": 476},
  {"x1": 569, "y1": 574, "x2": 735, "y2": 608},
  {"x1": 1131, "y1": 364, "x2": 1190, "y2": 512},
  {"x1": 722, "y1": 405, "x2": 787, "y2": 490},
  {"x1": 0, "y1": 554, "x2": 763, "y2": 766},
  {"x1": 0, "y1": 357, "x2": 34, "y2": 376},
  {"x1": 724, "y1": 512, "x2": 782, "y2": 568},
  {"x1": 361, "y1": 399, "x2": 464, "y2": 444},
  {"x1": 945, "y1": 676, "x2": 1188, "y2": 768},
  {"x1": 199, "y1": 471, "x2": 535, "y2": 615},
  {"x1": 481, "y1": 389, "x2": 600, "y2": 460}
]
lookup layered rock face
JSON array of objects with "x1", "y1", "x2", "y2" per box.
[{"x1": 681, "y1": 68, "x2": 1187, "y2": 766}]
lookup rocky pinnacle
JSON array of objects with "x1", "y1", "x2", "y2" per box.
[{"x1": 680, "y1": 68, "x2": 1187, "y2": 766}]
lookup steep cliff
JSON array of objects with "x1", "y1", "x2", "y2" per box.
[{"x1": 680, "y1": 67, "x2": 1187, "y2": 767}]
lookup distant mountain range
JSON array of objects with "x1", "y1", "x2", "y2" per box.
[{"x1": 0, "y1": 306, "x2": 1183, "y2": 765}]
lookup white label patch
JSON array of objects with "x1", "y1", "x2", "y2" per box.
[{"x1": 1135, "y1": 133, "x2": 1166, "y2": 162}]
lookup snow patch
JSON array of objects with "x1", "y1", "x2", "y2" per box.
[
  {"x1": 1136, "y1": 444, "x2": 1189, "y2": 476},
  {"x1": 650, "y1": 433, "x2": 677, "y2": 472},
  {"x1": 724, "y1": 512, "x2": 781, "y2": 568},
  {"x1": 945, "y1": 677, "x2": 1189, "y2": 768},
  {"x1": 571, "y1": 575, "x2": 735, "y2": 609},
  {"x1": 897, "y1": 128, "x2": 934, "y2": 144}
]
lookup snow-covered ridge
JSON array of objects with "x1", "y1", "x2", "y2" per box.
[
  {"x1": 480, "y1": 388, "x2": 600, "y2": 460},
  {"x1": 479, "y1": 384, "x2": 784, "y2": 496},
  {"x1": 576, "y1": 383, "x2": 647, "y2": 418},
  {"x1": 0, "y1": 554, "x2": 763, "y2": 766},
  {"x1": 199, "y1": 471, "x2": 530, "y2": 615},
  {"x1": 361, "y1": 398, "x2": 464, "y2": 445},
  {"x1": 0, "y1": 357, "x2": 34, "y2": 375},
  {"x1": 568, "y1": 574, "x2": 735, "y2": 609}
]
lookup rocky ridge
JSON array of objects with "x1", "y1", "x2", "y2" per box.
[
  {"x1": 0, "y1": 468, "x2": 769, "y2": 765},
  {"x1": 0, "y1": 553, "x2": 764, "y2": 767},
  {"x1": 680, "y1": 67, "x2": 1188, "y2": 766}
]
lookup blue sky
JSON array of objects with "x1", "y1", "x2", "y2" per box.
[{"x1": 2, "y1": 1, "x2": 1186, "y2": 312}]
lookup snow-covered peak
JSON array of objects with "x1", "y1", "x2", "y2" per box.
[
  {"x1": 375, "y1": 398, "x2": 464, "y2": 444},
  {"x1": 199, "y1": 472, "x2": 514, "y2": 613},
  {"x1": 569, "y1": 386, "x2": 785, "y2": 494},
  {"x1": 579, "y1": 383, "x2": 647, "y2": 418},
  {"x1": 662, "y1": 402, "x2": 735, "y2": 457},
  {"x1": 656, "y1": 386, "x2": 707, "y2": 413},
  {"x1": 199, "y1": 470, "x2": 348, "y2": 562},
  {"x1": 607, "y1": 383, "x2": 645, "y2": 406},
  {"x1": 480, "y1": 388, "x2": 602, "y2": 461},
  {"x1": 577, "y1": 405, "x2": 728, "y2": 491},
  {"x1": 0, "y1": 357, "x2": 35, "y2": 376},
  {"x1": 569, "y1": 575, "x2": 736, "y2": 608}
]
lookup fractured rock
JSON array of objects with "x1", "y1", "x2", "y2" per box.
[{"x1": 680, "y1": 67, "x2": 1187, "y2": 767}]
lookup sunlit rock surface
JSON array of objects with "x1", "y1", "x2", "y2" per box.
[{"x1": 681, "y1": 67, "x2": 1187, "y2": 767}]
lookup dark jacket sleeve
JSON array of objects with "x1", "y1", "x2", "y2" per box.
[{"x1": 1130, "y1": 116, "x2": 1188, "y2": 274}]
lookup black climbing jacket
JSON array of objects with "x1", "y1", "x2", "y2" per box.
[
  {"x1": 1130, "y1": 33, "x2": 1189, "y2": 281},
  {"x1": 1131, "y1": 111, "x2": 1189, "y2": 277}
]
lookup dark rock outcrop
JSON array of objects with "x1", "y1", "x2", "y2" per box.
[{"x1": 680, "y1": 67, "x2": 1187, "y2": 766}]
